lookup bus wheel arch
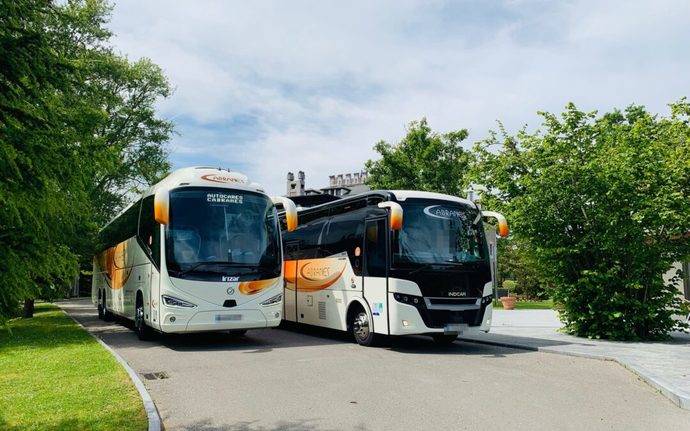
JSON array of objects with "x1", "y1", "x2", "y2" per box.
[
  {"x1": 100, "y1": 289, "x2": 112, "y2": 321},
  {"x1": 134, "y1": 290, "x2": 153, "y2": 341},
  {"x1": 97, "y1": 289, "x2": 104, "y2": 320},
  {"x1": 346, "y1": 299, "x2": 367, "y2": 330},
  {"x1": 346, "y1": 299, "x2": 383, "y2": 347}
]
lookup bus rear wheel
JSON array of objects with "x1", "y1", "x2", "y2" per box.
[
  {"x1": 135, "y1": 297, "x2": 153, "y2": 341},
  {"x1": 432, "y1": 333, "x2": 458, "y2": 346},
  {"x1": 350, "y1": 308, "x2": 384, "y2": 347},
  {"x1": 100, "y1": 292, "x2": 112, "y2": 321}
]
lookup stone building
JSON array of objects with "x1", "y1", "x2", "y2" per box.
[{"x1": 286, "y1": 170, "x2": 370, "y2": 197}]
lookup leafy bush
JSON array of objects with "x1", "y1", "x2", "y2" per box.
[
  {"x1": 498, "y1": 238, "x2": 551, "y2": 299},
  {"x1": 473, "y1": 103, "x2": 690, "y2": 340},
  {"x1": 502, "y1": 280, "x2": 517, "y2": 296}
]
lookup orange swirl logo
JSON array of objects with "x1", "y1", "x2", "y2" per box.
[
  {"x1": 284, "y1": 257, "x2": 347, "y2": 292},
  {"x1": 97, "y1": 241, "x2": 131, "y2": 290},
  {"x1": 238, "y1": 277, "x2": 279, "y2": 295},
  {"x1": 201, "y1": 174, "x2": 246, "y2": 184}
]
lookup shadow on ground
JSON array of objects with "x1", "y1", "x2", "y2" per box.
[{"x1": 58, "y1": 297, "x2": 536, "y2": 358}]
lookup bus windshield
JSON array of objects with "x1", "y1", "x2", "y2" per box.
[
  {"x1": 392, "y1": 199, "x2": 487, "y2": 267},
  {"x1": 166, "y1": 187, "x2": 281, "y2": 280}
]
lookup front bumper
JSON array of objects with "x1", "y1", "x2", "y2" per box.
[
  {"x1": 388, "y1": 293, "x2": 492, "y2": 336},
  {"x1": 158, "y1": 302, "x2": 282, "y2": 333}
]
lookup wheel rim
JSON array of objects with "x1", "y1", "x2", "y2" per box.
[
  {"x1": 136, "y1": 305, "x2": 144, "y2": 331},
  {"x1": 353, "y1": 312, "x2": 370, "y2": 341}
]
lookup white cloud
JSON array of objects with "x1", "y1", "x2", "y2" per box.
[{"x1": 109, "y1": 0, "x2": 690, "y2": 194}]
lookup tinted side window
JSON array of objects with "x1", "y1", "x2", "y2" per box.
[
  {"x1": 322, "y1": 216, "x2": 364, "y2": 275},
  {"x1": 97, "y1": 200, "x2": 141, "y2": 252},
  {"x1": 138, "y1": 196, "x2": 160, "y2": 267},
  {"x1": 285, "y1": 219, "x2": 327, "y2": 260},
  {"x1": 364, "y1": 218, "x2": 387, "y2": 277}
]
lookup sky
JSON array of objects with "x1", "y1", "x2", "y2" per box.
[{"x1": 109, "y1": 0, "x2": 690, "y2": 195}]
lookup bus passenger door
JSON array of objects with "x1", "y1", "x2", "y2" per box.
[
  {"x1": 149, "y1": 263, "x2": 160, "y2": 329},
  {"x1": 363, "y1": 217, "x2": 390, "y2": 335}
]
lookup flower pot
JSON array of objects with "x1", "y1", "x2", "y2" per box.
[{"x1": 500, "y1": 296, "x2": 517, "y2": 310}]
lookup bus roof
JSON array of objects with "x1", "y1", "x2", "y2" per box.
[
  {"x1": 145, "y1": 166, "x2": 265, "y2": 196},
  {"x1": 281, "y1": 190, "x2": 478, "y2": 219},
  {"x1": 101, "y1": 167, "x2": 264, "y2": 230}
]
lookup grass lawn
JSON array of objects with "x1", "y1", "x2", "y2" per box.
[
  {"x1": 493, "y1": 299, "x2": 554, "y2": 310},
  {"x1": 0, "y1": 303, "x2": 147, "y2": 431}
]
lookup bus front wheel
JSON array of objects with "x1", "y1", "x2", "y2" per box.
[
  {"x1": 349, "y1": 308, "x2": 384, "y2": 347},
  {"x1": 135, "y1": 296, "x2": 153, "y2": 341}
]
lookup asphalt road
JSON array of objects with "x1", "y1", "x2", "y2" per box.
[{"x1": 60, "y1": 298, "x2": 690, "y2": 431}]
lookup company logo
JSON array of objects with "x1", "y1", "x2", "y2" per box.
[
  {"x1": 448, "y1": 290, "x2": 467, "y2": 297},
  {"x1": 207, "y1": 193, "x2": 243, "y2": 204},
  {"x1": 226, "y1": 286, "x2": 235, "y2": 295},
  {"x1": 424, "y1": 205, "x2": 463, "y2": 220},
  {"x1": 222, "y1": 276, "x2": 239, "y2": 282},
  {"x1": 300, "y1": 261, "x2": 332, "y2": 280},
  {"x1": 201, "y1": 174, "x2": 246, "y2": 184}
]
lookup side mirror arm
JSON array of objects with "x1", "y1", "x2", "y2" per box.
[
  {"x1": 154, "y1": 188, "x2": 169, "y2": 225},
  {"x1": 272, "y1": 196, "x2": 298, "y2": 232},
  {"x1": 482, "y1": 211, "x2": 509, "y2": 238},
  {"x1": 378, "y1": 201, "x2": 403, "y2": 230}
]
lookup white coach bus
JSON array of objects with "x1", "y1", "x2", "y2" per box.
[
  {"x1": 92, "y1": 167, "x2": 298, "y2": 340},
  {"x1": 279, "y1": 190, "x2": 507, "y2": 346}
]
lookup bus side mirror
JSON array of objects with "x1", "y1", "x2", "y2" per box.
[
  {"x1": 154, "y1": 188, "x2": 169, "y2": 225},
  {"x1": 378, "y1": 201, "x2": 403, "y2": 231},
  {"x1": 482, "y1": 210, "x2": 509, "y2": 238},
  {"x1": 272, "y1": 196, "x2": 298, "y2": 232}
]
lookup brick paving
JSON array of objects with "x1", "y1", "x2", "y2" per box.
[{"x1": 461, "y1": 309, "x2": 690, "y2": 410}]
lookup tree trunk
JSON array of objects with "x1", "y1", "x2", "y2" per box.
[{"x1": 23, "y1": 299, "x2": 35, "y2": 318}]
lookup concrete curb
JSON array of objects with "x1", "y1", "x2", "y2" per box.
[
  {"x1": 459, "y1": 336, "x2": 690, "y2": 411},
  {"x1": 57, "y1": 304, "x2": 163, "y2": 431}
]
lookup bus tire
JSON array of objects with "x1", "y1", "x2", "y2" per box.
[
  {"x1": 432, "y1": 333, "x2": 458, "y2": 346},
  {"x1": 135, "y1": 293, "x2": 153, "y2": 341},
  {"x1": 349, "y1": 305, "x2": 384, "y2": 347},
  {"x1": 101, "y1": 291, "x2": 113, "y2": 321}
]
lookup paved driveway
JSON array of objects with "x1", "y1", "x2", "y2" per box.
[{"x1": 60, "y1": 298, "x2": 690, "y2": 431}]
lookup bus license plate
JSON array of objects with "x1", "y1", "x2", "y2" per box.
[
  {"x1": 444, "y1": 324, "x2": 467, "y2": 334},
  {"x1": 215, "y1": 314, "x2": 242, "y2": 322}
]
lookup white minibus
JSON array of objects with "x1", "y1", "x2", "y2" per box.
[{"x1": 279, "y1": 190, "x2": 507, "y2": 346}]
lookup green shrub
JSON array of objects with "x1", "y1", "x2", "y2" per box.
[{"x1": 473, "y1": 102, "x2": 690, "y2": 340}]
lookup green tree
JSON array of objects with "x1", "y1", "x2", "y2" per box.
[
  {"x1": 0, "y1": 0, "x2": 172, "y2": 321},
  {"x1": 365, "y1": 119, "x2": 473, "y2": 195},
  {"x1": 1, "y1": 0, "x2": 85, "y2": 320},
  {"x1": 497, "y1": 238, "x2": 551, "y2": 300},
  {"x1": 473, "y1": 102, "x2": 690, "y2": 340}
]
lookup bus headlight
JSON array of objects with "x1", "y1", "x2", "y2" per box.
[
  {"x1": 260, "y1": 293, "x2": 282, "y2": 306},
  {"x1": 393, "y1": 293, "x2": 423, "y2": 308},
  {"x1": 161, "y1": 295, "x2": 196, "y2": 308}
]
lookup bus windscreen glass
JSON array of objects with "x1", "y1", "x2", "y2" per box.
[
  {"x1": 393, "y1": 200, "x2": 486, "y2": 266},
  {"x1": 166, "y1": 188, "x2": 281, "y2": 280}
]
